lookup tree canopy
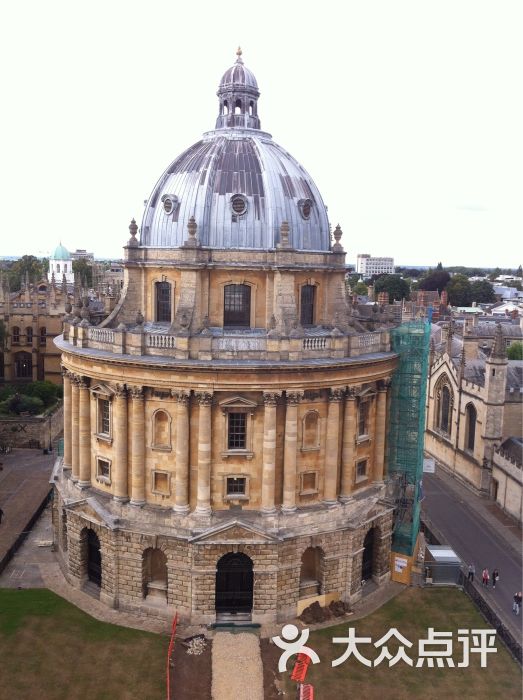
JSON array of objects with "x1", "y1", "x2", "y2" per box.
[
  {"x1": 7, "y1": 255, "x2": 48, "y2": 291},
  {"x1": 373, "y1": 274, "x2": 410, "y2": 303},
  {"x1": 72, "y1": 259, "x2": 93, "y2": 287},
  {"x1": 418, "y1": 270, "x2": 451, "y2": 293},
  {"x1": 507, "y1": 341, "x2": 523, "y2": 360},
  {"x1": 470, "y1": 280, "x2": 496, "y2": 304},
  {"x1": 446, "y1": 274, "x2": 472, "y2": 306}
]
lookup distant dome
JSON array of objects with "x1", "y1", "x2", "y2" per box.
[
  {"x1": 140, "y1": 51, "x2": 330, "y2": 252},
  {"x1": 52, "y1": 243, "x2": 70, "y2": 260}
]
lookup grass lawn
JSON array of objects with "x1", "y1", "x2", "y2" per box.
[
  {"x1": 0, "y1": 589, "x2": 167, "y2": 700},
  {"x1": 279, "y1": 588, "x2": 522, "y2": 700}
]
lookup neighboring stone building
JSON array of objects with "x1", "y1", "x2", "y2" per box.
[
  {"x1": 356, "y1": 254, "x2": 394, "y2": 277},
  {"x1": 52, "y1": 51, "x2": 400, "y2": 625},
  {"x1": 492, "y1": 437, "x2": 522, "y2": 524},
  {"x1": 0, "y1": 272, "x2": 108, "y2": 386},
  {"x1": 425, "y1": 322, "x2": 523, "y2": 497},
  {"x1": 48, "y1": 243, "x2": 75, "y2": 285}
]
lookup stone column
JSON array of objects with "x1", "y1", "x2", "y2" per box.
[
  {"x1": 70, "y1": 374, "x2": 80, "y2": 482},
  {"x1": 77, "y1": 377, "x2": 91, "y2": 487},
  {"x1": 340, "y1": 388, "x2": 357, "y2": 499},
  {"x1": 261, "y1": 392, "x2": 280, "y2": 513},
  {"x1": 113, "y1": 384, "x2": 129, "y2": 502},
  {"x1": 173, "y1": 390, "x2": 190, "y2": 513},
  {"x1": 62, "y1": 368, "x2": 72, "y2": 468},
  {"x1": 130, "y1": 386, "x2": 146, "y2": 506},
  {"x1": 374, "y1": 381, "x2": 388, "y2": 482},
  {"x1": 324, "y1": 388, "x2": 344, "y2": 503},
  {"x1": 282, "y1": 391, "x2": 302, "y2": 512},
  {"x1": 195, "y1": 392, "x2": 213, "y2": 514}
]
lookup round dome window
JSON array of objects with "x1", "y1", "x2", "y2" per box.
[
  {"x1": 231, "y1": 194, "x2": 247, "y2": 216},
  {"x1": 161, "y1": 194, "x2": 178, "y2": 215},
  {"x1": 299, "y1": 199, "x2": 312, "y2": 220}
]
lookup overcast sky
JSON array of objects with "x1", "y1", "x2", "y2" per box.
[{"x1": 2, "y1": 0, "x2": 522, "y2": 267}]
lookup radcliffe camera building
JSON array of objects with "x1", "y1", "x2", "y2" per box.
[{"x1": 52, "y1": 51, "x2": 401, "y2": 624}]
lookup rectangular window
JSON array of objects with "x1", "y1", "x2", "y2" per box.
[
  {"x1": 224, "y1": 284, "x2": 251, "y2": 327},
  {"x1": 358, "y1": 401, "x2": 369, "y2": 436},
  {"x1": 99, "y1": 399, "x2": 110, "y2": 435},
  {"x1": 155, "y1": 281, "x2": 172, "y2": 323},
  {"x1": 300, "y1": 285, "x2": 316, "y2": 326},
  {"x1": 228, "y1": 412, "x2": 247, "y2": 450},
  {"x1": 356, "y1": 459, "x2": 367, "y2": 481},
  {"x1": 26, "y1": 328, "x2": 33, "y2": 345},
  {"x1": 96, "y1": 458, "x2": 111, "y2": 482},
  {"x1": 152, "y1": 470, "x2": 170, "y2": 496},
  {"x1": 226, "y1": 476, "x2": 246, "y2": 495}
]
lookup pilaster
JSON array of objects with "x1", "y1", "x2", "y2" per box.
[
  {"x1": 173, "y1": 390, "x2": 191, "y2": 513},
  {"x1": 77, "y1": 377, "x2": 91, "y2": 487},
  {"x1": 113, "y1": 384, "x2": 129, "y2": 502},
  {"x1": 282, "y1": 391, "x2": 303, "y2": 512},
  {"x1": 195, "y1": 392, "x2": 213, "y2": 515},
  {"x1": 261, "y1": 392, "x2": 281, "y2": 513},
  {"x1": 324, "y1": 388, "x2": 344, "y2": 503},
  {"x1": 130, "y1": 386, "x2": 146, "y2": 506}
]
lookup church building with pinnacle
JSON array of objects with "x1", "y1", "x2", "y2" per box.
[{"x1": 53, "y1": 50, "x2": 399, "y2": 624}]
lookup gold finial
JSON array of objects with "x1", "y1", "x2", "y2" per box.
[
  {"x1": 236, "y1": 46, "x2": 243, "y2": 63},
  {"x1": 236, "y1": 46, "x2": 242, "y2": 57}
]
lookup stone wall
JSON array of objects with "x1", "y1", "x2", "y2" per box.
[{"x1": 0, "y1": 403, "x2": 63, "y2": 448}]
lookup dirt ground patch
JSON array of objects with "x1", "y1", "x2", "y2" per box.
[
  {"x1": 260, "y1": 637, "x2": 287, "y2": 699},
  {"x1": 171, "y1": 636, "x2": 212, "y2": 700}
]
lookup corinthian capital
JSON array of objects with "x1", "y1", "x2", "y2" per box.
[
  {"x1": 129, "y1": 385, "x2": 144, "y2": 400},
  {"x1": 195, "y1": 392, "x2": 213, "y2": 406},
  {"x1": 285, "y1": 391, "x2": 304, "y2": 405},
  {"x1": 172, "y1": 389, "x2": 190, "y2": 406},
  {"x1": 263, "y1": 391, "x2": 281, "y2": 406},
  {"x1": 114, "y1": 383, "x2": 127, "y2": 398},
  {"x1": 329, "y1": 387, "x2": 345, "y2": 402}
]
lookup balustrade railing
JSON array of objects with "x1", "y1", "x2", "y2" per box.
[
  {"x1": 147, "y1": 334, "x2": 177, "y2": 349},
  {"x1": 88, "y1": 327, "x2": 114, "y2": 344},
  {"x1": 303, "y1": 337, "x2": 327, "y2": 351}
]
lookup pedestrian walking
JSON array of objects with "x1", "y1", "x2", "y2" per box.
[
  {"x1": 517, "y1": 593, "x2": 522, "y2": 616},
  {"x1": 492, "y1": 569, "x2": 499, "y2": 589},
  {"x1": 482, "y1": 568, "x2": 489, "y2": 587},
  {"x1": 467, "y1": 563, "x2": 475, "y2": 582},
  {"x1": 513, "y1": 592, "x2": 520, "y2": 615},
  {"x1": 0, "y1": 507, "x2": 3, "y2": 525}
]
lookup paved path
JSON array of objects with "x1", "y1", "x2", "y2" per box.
[
  {"x1": 422, "y1": 467, "x2": 522, "y2": 641},
  {"x1": 212, "y1": 631, "x2": 263, "y2": 700},
  {"x1": 0, "y1": 448, "x2": 55, "y2": 570}
]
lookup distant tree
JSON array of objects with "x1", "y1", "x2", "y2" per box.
[
  {"x1": 436, "y1": 262, "x2": 443, "y2": 270},
  {"x1": 507, "y1": 341, "x2": 523, "y2": 360},
  {"x1": 373, "y1": 274, "x2": 410, "y2": 303},
  {"x1": 446, "y1": 274, "x2": 472, "y2": 306},
  {"x1": 352, "y1": 282, "x2": 368, "y2": 296},
  {"x1": 72, "y1": 259, "x2": 93, "y2": 287},
  {"x1": 517, "y1": 264, "x2": 522, "y2": 277},
  {"x1": 488, "y1": 267, "x2": 502, "y2": 282},
  {"x1": 505, "y1": 281, "x2": 523, "y2": 291},
  {"x1": 418, "y1": 270, "x2": 451, "y2": 293},
  {"x1": 470, "y1": 280, "x2": 496, "y2": 304},
  {"x1": 7, "y1": 255, "x2": 48, "y2": 291}
]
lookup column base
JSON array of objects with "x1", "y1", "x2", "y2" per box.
[
  {"x1": 173, "y1": 504, "x2": 190, "y2": 515},
  {"x1": 70, "y1": 475, "x2": 79, "y2": 483},
  {"x1": 113, "y1": 495, "x2": 129, "y2": 503},
  {"x1": 323, "y1": 499, "x2": 339, "y2": 508},
  {"x1": 77, "y1": 480, "x2": 91, "y2": 489},
  {"x1": 261, "y1": 506, "x2": 277, "y2": 516},
  {"x1": 130, "y1": 499, "x2": 146, "y2": 507},
  {"x1": 339, "y1": 495, "x2": 353, "y2": 504},
  {"x1": 281, "y1": 505, "x2": 297, "y2": 514},
  {"x1": 195, "y1": 505, "x2": 212, "y2": 516}
]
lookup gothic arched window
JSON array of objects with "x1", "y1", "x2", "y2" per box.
[
  {"x1": 435, "y1": 377, "x2": 453, "y2": 437},
  {"x1": 465, "y1": 403, "x2": 477, "y2": 451}
]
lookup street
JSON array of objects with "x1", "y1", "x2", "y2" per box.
[{"x1": 422, "y1": 469, "x2": 522, "y2": 640}]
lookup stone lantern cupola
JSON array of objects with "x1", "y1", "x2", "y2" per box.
[{"x1": 215, "y1": 48, "x2": 261, "y2": 130}]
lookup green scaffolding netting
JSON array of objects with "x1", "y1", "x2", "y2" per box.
[{"x1": 386, "y1": 320, "x2": 430, "y2": 556}]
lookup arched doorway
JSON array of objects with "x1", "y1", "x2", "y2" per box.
[
  {"x1": 299, "y1": 546, "x2": 324, "y2": 598},
  {"x1": 361, "y1": 529, "x2": 374, "y2": 582},
  {"x1": 87, "y1": 530, "x2": 101, "y2": 587},
  {"x1": 215, "y1": 552, "x2": 253, "y2": 616}
]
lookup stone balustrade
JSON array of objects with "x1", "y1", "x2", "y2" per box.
[{"x1": 64, "y1": 321, "x2": 390, "y2": 361}]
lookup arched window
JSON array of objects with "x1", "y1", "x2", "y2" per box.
[
  {"x1": 234, "y1": 99, "x2": 242, "y2": 115},
  {"x1": 465, "y1": 403, "x2": 477, "y2": 451},
  {"x1": 152, "y1": 410, "x2": 171, "y2": 449},
  {"x1": 249, "y1": 101, "x2": 254, "y2": 115},
  {"x1": 302, "y1": 411, "x2": 320, "y2": 450},
  {"x1": 224, "y1": 284, "x2": 251, "y2": 327},
  {"x1": 40, "y1": 327, "x2": 46, "y2": 345},
  {"x1": 26, "y1": 327, "x2": 33, "y2": 345},
  {"x1": 155, "y1": 281, "x2": 171, "y2": 323},
  {"x1": 57, "y1": 263, "x2": 60, "y2": 273},
  {"x1": 299, "y1": 547, "x2": 324, "y2": 598},
  {"x1": 435, "y1": 378, "x2": 453, "y2": 436},
  {"x1": 223, "y1": 100, "x2": 229, "y2": 115},
  {"x1": 64, "y1": 264, "x2": 67, "y2": 273},
  {"x1": 300, "y1": 284, "x2": 316, "y2": 326},
  {"x1": 14, "y1": 352, "x2": 32, "y2": 378},
  {"x1": 142, "y1": 548, "x2": 167, "y2": 600},
  {"x1": 12, "y1": 326, "x2": 20, "y2": 344}
]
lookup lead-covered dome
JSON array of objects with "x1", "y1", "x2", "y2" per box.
[{"x1": 140, "y1": 51, "x2": 330, "y2": 251}]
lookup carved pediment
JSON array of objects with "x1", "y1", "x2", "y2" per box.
[
  {"x1": 190, "y1": 519, "x2": 279, "y2": 544},
  {"x1": 90, "y1": 382, "x2": 115, "y2": 398},
  {"x1": 219, "y1": 396, "x2": 258, "y2": 412}
]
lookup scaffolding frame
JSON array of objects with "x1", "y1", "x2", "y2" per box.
[{"x1": 386, "y1": 320, "x2": 430, "y2": 556}]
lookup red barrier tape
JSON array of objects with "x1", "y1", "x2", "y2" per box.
[{"x1": 166, "y1": 612, "x2": 178, "y2": 700}]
